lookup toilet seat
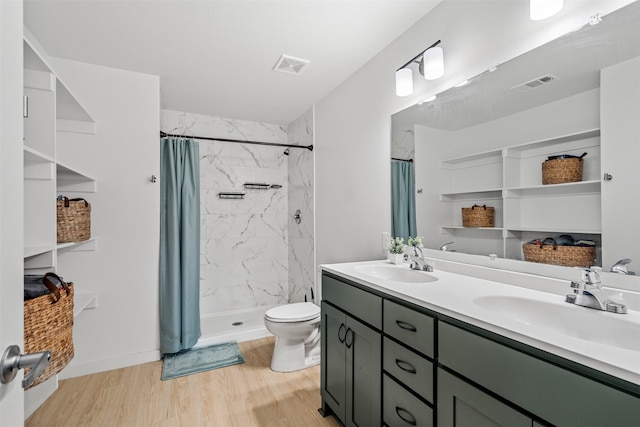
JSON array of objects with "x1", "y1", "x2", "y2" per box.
[{"x1": 265, "y1": 302, "x2": 320, "y2": 323}]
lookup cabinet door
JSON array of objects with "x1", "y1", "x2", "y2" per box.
[
  {"x1": 346, "y1": 315, "x2": 382, "y2": 427},
  {"x1": 438, "y1": 369, "x2": 531, "y2": 427},
  {"x1": 321, "y1": 302, "x2": 347, "y2": 421}
]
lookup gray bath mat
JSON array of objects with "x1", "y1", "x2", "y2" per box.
[{"x1": 161, "y1": 341, "x2": 245, "y2": 380}]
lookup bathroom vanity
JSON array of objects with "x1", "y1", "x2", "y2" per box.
[{"x1": 318, "y1": 260, "x2": 640, "y2": 427}]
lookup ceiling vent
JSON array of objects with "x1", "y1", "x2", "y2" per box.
[
  {"x1": 273, "y1": 54, "x2": 310, "y2": 75},
  {"x1": 511, "y1": 74, "x2": 559, "y2": 92}
]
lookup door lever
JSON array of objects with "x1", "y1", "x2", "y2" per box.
[{"x1": 1, "y1": 345, "x2": 52, "y2": 388}]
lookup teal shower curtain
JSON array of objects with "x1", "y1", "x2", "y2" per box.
[
  {"x1": 391, "y1": 159, "x2": 417, "y2": 242},
  {"x1": 159, "y1": 137, "x2": 201, "y2": 355}
]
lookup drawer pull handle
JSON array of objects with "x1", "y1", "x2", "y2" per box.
[
  {"x1": 395, "y1": 359, "x2": 417, "y2": 374},
  {"x1": 345, "y1": 328, "x2": 354, "y2": 349},
  {"x1": 396, "y1": 320, "x2": 417, "y2": 332},
  {"x1": 395, "y1": 406, "x2": 417, "y2": 426},
  {"x1": 338, "y1": 324, "x2": 347, "y2": 343}
]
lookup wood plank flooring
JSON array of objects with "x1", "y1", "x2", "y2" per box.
[{"x1": 26, "y1": 337, "x2": 341, "y2": 427}]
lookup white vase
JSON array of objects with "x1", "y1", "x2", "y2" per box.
[{"x1": 388, "y1": 253, "x2": 404, "y2": 264}]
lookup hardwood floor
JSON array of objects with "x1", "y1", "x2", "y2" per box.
[{"x1": 26, "y1": 337, "x2": 341, "y2": 427}]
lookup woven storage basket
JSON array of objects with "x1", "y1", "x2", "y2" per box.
[
  {"x1": 542, "y1": 158, "x2": 583, "y2": 185},
  {"x1": 462, "y1": 205, "x2": 494, "y2": 227},
  {"x1": 57, "y1": 197, "x2": 91, "y2": 243},
  {"x1": 24, "y1": 273, "x2": 74, "y2": 389},
  {"x1": 522, "y1": 242, "x2": 595, "y2": 267}
]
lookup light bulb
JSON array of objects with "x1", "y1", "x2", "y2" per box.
[
  {"x1": 395, "y1": 68, "x2": 413, "y2": 96},
  {"x1": 423, "y1": 46, "x2": 444, "y2": 80}
]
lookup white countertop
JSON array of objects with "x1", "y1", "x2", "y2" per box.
[{"x1": 321, "y1": 260, "x2": 640, "y2": 387}]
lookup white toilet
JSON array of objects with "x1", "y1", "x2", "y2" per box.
[{"x1": 264, "y1": 302, "x2": 321, "y2": 372}]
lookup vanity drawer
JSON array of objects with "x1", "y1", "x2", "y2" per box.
[
  {"x1": 384, "y1": 300, "x2": 434, "y2": 357},
  {"x1": 383, "y1": 337, "x2": 433, "y2": 402},
  {"x1": 383, "y1": 374, "x2": 433, "y2": 427},
  {"x1": 322, "y1": 273, "x2": 382, "y2": 329}
]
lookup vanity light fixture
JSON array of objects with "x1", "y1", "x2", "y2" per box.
[
  {"x1": 454, "y1": 80, "x2": 469, "y2": 88},
  {"x1": 395, "y1": 40, "x2": 444, "y2": 96},
  {"x1": 530, "y1": 0, "x2": 563, "y2": 21},
  {"x1": 418, "y1": 95, "x2": 437, "y2": 104}
]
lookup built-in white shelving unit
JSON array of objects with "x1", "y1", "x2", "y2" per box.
[
  {"x1": 438, "y1": 129, "x2": 602, "y2": 261},
  {"x1": 23, "y1": 32, "x2": 99, "y2": 418}
]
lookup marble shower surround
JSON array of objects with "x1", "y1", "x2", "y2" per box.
[
  {"x1": 287, "y1": 108, "x2": 315, "y2": 304},
  {"x1": 162, "y1": 109, "x2": 290, "y2": 314}
]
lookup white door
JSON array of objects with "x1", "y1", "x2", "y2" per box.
[{"x1": 0, "y1": 0, "x2": 26, "y2": 424}]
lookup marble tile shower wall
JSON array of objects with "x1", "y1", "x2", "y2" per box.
[
  {"x1": 287, "y1": 108, "x2": 315, "y2": 304},
  {"x1": 391, "y1": 125, "x2": 415, "y2": 160},
  {"x1": 162, "y1": 109, "x2": 291, "y2": 314}
]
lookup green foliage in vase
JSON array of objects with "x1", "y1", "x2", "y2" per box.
[
  {"x1": 408, "y1": 236, "x2": 423, "y2": 248},
  {"x1": 388, "y1": 237, "x2": 406, "y2": 254}
]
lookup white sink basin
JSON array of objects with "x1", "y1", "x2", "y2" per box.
[
  {"x1": 354, "y1": 264, "x2": 438, "y2": 283},
  {"x1": 474, "y1": 295, "x2": 640, "y2": 352}
]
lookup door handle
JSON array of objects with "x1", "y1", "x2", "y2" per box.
[
  {"x1": 395, "y1": 320, "x2": 417, "y2": 332},
  {"x1": 338, "y1": 323, "x2": 347, "y2": 343},
  {"x1": 345, "y1": 328, "x2": 354, "y2": 349},
  {"x1": 1, "y1": 345, "x2": 52, "y2": 388},
  {"x1": 395, "y1": 406, "x2": 417, "y2": 425},
  {"x1": 395, "y1": 358, "x2": 417, "y2": 374}
]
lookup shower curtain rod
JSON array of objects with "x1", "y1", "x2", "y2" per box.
[
  {"x1": 160, "y1": 131, "x2": 313, "y2": 151},
  {"x1": 392, "y1": 157, "x2": 413, "y2": 162}
]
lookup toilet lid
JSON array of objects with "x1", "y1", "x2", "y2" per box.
[{"x1": 265, "y1": 302, "x2": 320, "y2": 322}]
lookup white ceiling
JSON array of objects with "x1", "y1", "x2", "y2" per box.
[{"x1": 24, "y1": 0, "x2": 440, "y2": 126}]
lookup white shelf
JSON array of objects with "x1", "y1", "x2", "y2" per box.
[
  {"x1": 505, "y1": 226, "x2": 601, "y2": 235},
  {"x1": 441, "y1": 225, "x2": 504, "y2": 231},
  {"x1": 74, "y1": 293, "x2": 98, "y2": 317},
  {"x1": 56, "y1": 161, "x2": 97, "y2": 193},
  {"x1": 440, "y1": 189, "x2": 502, "y2": 201},
  {"x1": 506, "y1": 129, "x2": 600, "y2": 155},
  {"x1": 57, "y1": 237, "x2": 97, "y2": 253},
  {"x1": 24, "y1": 245, "x2": 56, "y2": 258},
  {"x1": 441, "y1": 149, "x2": 502, "y2": 165},
  {"x1": 504, "y1": 180, "x2": 600, "y2": 197}
]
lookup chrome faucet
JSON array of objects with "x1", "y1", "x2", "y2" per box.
[
  {"x1": 440, "y1": 242, "x2": 455, "y2": 252},
  {"x1": 610, "y1": 258, "x2": 636, "y2": 275},
  {"x1": 409, "y1": 246, "x2": 433, "y2": 272},
  {"x1": 565, "y1": 268, "x2": 627, "y2": 314}
]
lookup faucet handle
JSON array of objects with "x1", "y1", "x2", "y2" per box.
[{"x1": 577, "y1": 267, "x2": 600, "y2": 287}]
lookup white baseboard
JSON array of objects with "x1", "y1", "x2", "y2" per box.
[{"x1": 59, "y1": 349, "x2": 161, "y2": 380}]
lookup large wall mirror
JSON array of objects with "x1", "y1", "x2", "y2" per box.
[{"x1": 391, "y1": 1, "x2": 640, "y2": 275}]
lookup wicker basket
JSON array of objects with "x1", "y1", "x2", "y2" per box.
[
  {"x1": 462, "y1": 205, "x2": 494, "y2": 227},
  {"x1": 542, "y1": 158, "x2": 583, "y2": 185},
  {"x1": 522, "y1": 242, "x2": 595, "y2": 267},
  {"x1": 57, "y1": 197, "x2": 91, "y2": 243},
  {"x1": 24, "y1": 273, "x2": 74, "y2": 389}
]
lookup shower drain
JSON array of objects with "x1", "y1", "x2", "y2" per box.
[{"x1": 232, "y1": 321, "x2": 243, "y2": 326}]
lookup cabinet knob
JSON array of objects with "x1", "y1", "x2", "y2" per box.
[{"x1": 603, "y1": 173, "x2": 613, "y2": 181}]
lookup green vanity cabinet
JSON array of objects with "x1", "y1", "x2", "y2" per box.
[
  {"x1": 320, "y1": 269, "x2": 640, "y2": 427},
  {"x1": 438, "y1": 322, "x2": 640, "y2": 426},
  {"x1": 320, "y1": 274, "x2": 382, "y2": 426}
]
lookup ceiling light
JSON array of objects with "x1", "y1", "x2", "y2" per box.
[
  {"x1": 395, "y1": 40, "x2": 444, "y2": 97},
  {"x1": 530, "y1": 0, "x2": 563, "y2": 21},
  {"x1": 395, "y1": 68, "x2": 413, "y2": 97}
]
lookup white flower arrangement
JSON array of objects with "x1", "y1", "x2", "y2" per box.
[{"x1": 388, "y1": 237, "x2": 406, "y2": 254}]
